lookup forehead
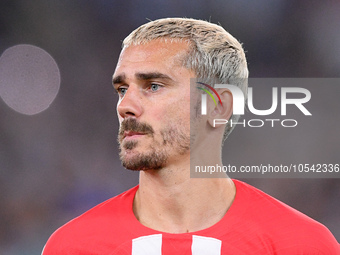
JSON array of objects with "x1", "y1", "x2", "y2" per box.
[{"x1": 114, "y1": 40, "x2": 190, "y2": 75}]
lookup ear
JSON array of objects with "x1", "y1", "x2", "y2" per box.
[{"x1": 207, "y1": 89, "x2": 233, "y2": 128}]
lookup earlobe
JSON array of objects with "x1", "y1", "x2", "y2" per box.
[{"x1": 207, "y1": 90, "x2": 233, "y2": 128}]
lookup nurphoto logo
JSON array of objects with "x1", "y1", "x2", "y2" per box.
[{"x1": 196, "y1": 81, "x2": 312, "y2": 128}]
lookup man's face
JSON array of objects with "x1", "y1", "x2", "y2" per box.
[{"x1": 113, "y1": 40, "x2": 195, "y2": 170}]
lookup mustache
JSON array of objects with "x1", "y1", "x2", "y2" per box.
[{"x1": 118, "y1": 118, "x2": 154, "y2": 142}]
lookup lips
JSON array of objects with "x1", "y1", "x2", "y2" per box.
[
  {"x1": 118, "y1": 118, "x2": 154, "y2": 143},
  {"x1": 123, "y1": 131, "x2": 145, "y2": 139}
]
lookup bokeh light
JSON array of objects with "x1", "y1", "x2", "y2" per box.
[{"x1": 0, "y1": 44, "x2": 60, "y2": 115}]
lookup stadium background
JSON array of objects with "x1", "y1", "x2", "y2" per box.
[{"x1": 0, "y1": 1, "x2": 339, "y2": 254}]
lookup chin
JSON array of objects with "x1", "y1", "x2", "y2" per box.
[{"x1": 120, "y1": 150, "x2": 167, "y2": 171}]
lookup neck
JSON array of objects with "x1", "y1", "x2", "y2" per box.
[{"x1": 133, "y1": 152, "x2": 236, "y2": 233}]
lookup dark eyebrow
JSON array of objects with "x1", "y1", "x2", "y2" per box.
[
  {"x1": 112, "y1": 72, "x2": 173, "y2": 86},
  {"x1": 112, "y1": 74, "x2": 126, "y2": 85},
  {"x1": 135, "y1": 72, "x2": 172, "y2": 81}
]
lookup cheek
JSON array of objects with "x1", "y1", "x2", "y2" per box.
[
  {"x1": 151, "y1": 88, "x2": 191, "y2": 129},
  {"x1": 163, "y1": 98, "x2": 190, "y2": 128}
]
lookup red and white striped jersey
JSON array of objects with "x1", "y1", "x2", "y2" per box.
[{"x1": 42, "y1": 180, "x2": 339, "y2": 254}]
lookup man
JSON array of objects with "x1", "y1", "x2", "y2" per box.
[{"x1": 43, "y1": 18, "x2": 339, "y2": 254}]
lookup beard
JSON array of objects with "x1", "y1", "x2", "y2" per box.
[{"x1": 118, "y1": 118, "x2": 190, "y2": 171}]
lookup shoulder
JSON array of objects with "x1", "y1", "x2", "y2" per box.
[
  {"x1": 232, "y1": 180, "x2": 340, "y2": 254},
  {"x1": 42, "y1": 186, "x2": 138, "y2": 254}
]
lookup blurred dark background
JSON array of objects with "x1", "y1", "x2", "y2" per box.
[{"x1": 0, "y1": 0, "x2": 339, "y2": 254}]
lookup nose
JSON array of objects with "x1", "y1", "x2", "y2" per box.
[{"x1": 117, "y1": 86, "x2": 143, "y2": 119}]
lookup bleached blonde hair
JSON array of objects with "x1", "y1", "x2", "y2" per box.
[{"x1": 123, "y1": 17, "x2": 248, "y2": 141}]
